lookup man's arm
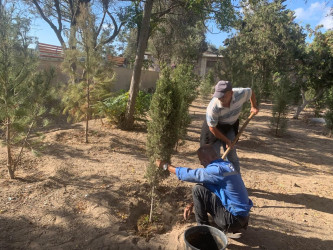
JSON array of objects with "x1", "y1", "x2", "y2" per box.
[
  {"x1": 155, "y1": 160, "x2": 222, "y2": 184},
  {"x1": 183, "y1": 202, "x2": 194, "y2": 220},
  {"x1": 155, "y1": 160, "x2": 176, "y2": 174},
  {"x1": 250, "y1": 90, "x2": 259, "y2": 114},
  {"x1": 209, "y1": 126, "x2": 233, "y2": 148},
  {"x1": 155, "y1": 160, "x2": 194, "y2": 220}
]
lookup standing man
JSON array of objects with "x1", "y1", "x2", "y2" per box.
[
  {"x1": 156, "y1": 144, "x2": 252, "y2": 233},
  {"x1": 200, "y1": 80, "x2": 259, "y2": 173}
]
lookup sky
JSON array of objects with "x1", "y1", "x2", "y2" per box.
[{"x1": 30, "y1": 0, "x2": 333, "y2": 49}]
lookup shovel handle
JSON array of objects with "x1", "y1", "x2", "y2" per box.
[{"x1": 221, "y1": 112, "x2": 256, "y2": 160}]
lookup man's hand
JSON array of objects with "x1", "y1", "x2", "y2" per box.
[
  {"x1": 183, "y1": 203, "x2": 194, "y2": 220},
  {"x1": 155, "y1": 159, "x2": 163, "y2": 168},
  {"x1": 251, "y1": 106, "x2": 259, "y2": 115},
  {"x1": 155, "y1": 160, "x2": 176, "y2": 174},
  {"x1": 250, "y1": 91, "x2": 259, "y2": 115},
  {"x1": 209, "y1": 126, "x2": 234, "y2": 149},
  {"x1": 225, "y1": 138, "x2": 234, "y2": 149}
]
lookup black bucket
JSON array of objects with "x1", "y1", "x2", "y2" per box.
[{"x1": 184, "y1": 225, "x2": 228, "y2": 250}]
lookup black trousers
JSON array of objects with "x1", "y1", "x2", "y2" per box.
[
  {"x1": 200, "y1": 119, "x2": 239, "y2": 146},
  {"x1": 192, "y1": 184, "x2": 248, "y2": 233}
]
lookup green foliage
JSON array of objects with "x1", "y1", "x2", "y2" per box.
[
  {"x1": 61, "y1": 4, "x2": 115, "y2": 129},
  {"x1": 120, "y1": 28, "x2": 138, "y2": 68},
  {"x1": 291, "y1": 29, "x2": 333, "y2": 119},
  {"x1": 200, "y1": 70, "x2": 215, "y2": 99},
  {"x1": 32, "y1": 68, "x2": 63, "y2": 123},
  {"x1": 62, "y1": 70, "x2": 115, "y2": 123},
  {"x1": 324, "y1": 87, "x2": 333, "y2": 136},
  {"x1": 185, "y1": 0, "x2": 237, "y2": 32},
  {"x1": 145, "y1": 64, "x2": 199, "y2": 186},
  {"x1": 324, "y1": 110, "x2": 333, "y2": 137},
  {"x1": 125, "y1": 0, "x2": 238, "y2": 66},
  {"x1": 0, "y1": 4, "x2": 54, "y2": 178},
  {"x1": 90, "y1": 67, "x2": 116, "y2": 116},
  {"x1": 173, "y1": 64, "x2": 200, "y2": 105},
  {"x1": 146, "y1": 66, "x2": 182, "y2": 186},
  {"x1": 222, "y1": 0, "x2": 306, "y2": 99},
  {"x1": 172, "y1": 64, "x2": 200, "y2": 142},
  {"x1": 148, "y1": 4, "x2": 207, "y2": 64},
  {"x1": 270, "y1": 74, "x2": 291, "y2": 136},
  {"x1": 136, "y1": 90, "x2": 154, "y2": 118},
  {"x1": 95, "y1": 90, "x2": 152, "y2": 125},
  {"x1": 62, "y1": 82, "x2": 87, "y2": 122},
  {"x1": 306, "y1": 30, "x2": 333, "y2": 91}
]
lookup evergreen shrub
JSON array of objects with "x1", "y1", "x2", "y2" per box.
[
  {"x1": 324, "y1": 87, "x2": 333, "y2": 136},
  {"x1": 200, "y1": 70, "x2": 215, "y2": 99},
  {"x1": 146, "y1": 66, "x2": 181, "y2": 186},
  {"x1": 172, "y1": 64, "x2": 200, "y2": 142},
  {"x1": 270, "y1": 73, "x2": 291, "y2": 136}
]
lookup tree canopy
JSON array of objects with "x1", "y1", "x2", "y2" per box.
[{"x1": 222, "y1": 0, "x2": 306, "y2": 97}]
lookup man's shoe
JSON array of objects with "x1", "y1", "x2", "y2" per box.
[{"x1": 225, "y1": 232, "x2": 242, "y2": 239}]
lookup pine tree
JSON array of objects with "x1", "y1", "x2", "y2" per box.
[
  {"x1": 62, "y1": 3, "x2": 114, "y2": 143},
  {"x1": 0, "y1": 3, "x2": 52, "y2": 179},
  {"x1": 270, "y1": 73, "x2": 291, "y2": 136}
]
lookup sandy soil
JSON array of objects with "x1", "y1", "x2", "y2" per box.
[{"x1": 1, "y1": 99, "x2": 333, "y2": 250}]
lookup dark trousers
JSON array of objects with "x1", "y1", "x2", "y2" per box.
[
  {"x1": 192, "y1": 184, "x2": 248, "y2": 233},
  {"x1": 200, "y1": 119, "x2": 239, "y2": 147},
  {"x1": 200, "y1": 119, "x2": 241, "y2": 173}
]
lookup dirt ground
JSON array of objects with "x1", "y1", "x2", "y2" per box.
[{"x1": 1, "y1": 99, "x2": 333, "y2": 250}]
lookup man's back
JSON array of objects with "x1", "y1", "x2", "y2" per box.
[{"x1": 176, "y1": 159, "x2": 253, "y2": 217}]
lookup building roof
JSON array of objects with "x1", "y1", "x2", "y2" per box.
[
  {"x1": 37, "y1": 43, "x2": 63, "y2": 61},
  {"x1": 202, "y1": 51, "x2": 223, "y2": 58}
]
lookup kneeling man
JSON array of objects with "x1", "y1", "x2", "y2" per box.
[{"x1": 156, "y1": 144, "x2": 252, "y2": 233}]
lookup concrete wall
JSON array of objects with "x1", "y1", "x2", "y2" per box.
[
  {"x1": 112, "y1": 67, "x2": 159, "y2": 91},
  {"x1": 38, "y1": 60, "x2": 159, "y2": 91}
]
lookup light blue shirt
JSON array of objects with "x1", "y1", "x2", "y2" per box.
[
  {"x1": 175, "y1": 159, "x2": 253, "y2": 217},
  {"x1": 206, "y1": 88, "x2": 252, "y2": 127}
]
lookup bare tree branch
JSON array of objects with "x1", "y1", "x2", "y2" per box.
[
  {"x1": 32, "y1": 0, "x2": 66, "y2": 47},
  {"x1": 54, "y1": 0, "x2": 63, "y2": 32},
  {"x1": 96, "y1": 11, "x2": 106, "y2": 36},
  {"x1": 98, "y1": 9, "x2": 124, "y2": 46},
  {"x1": 13, "y1": 120, "x2": 34, "y2": 172}
]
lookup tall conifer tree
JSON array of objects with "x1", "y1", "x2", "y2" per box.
[
  {"x1": 0, "y1": 3, "x2": 51, "y2": 178},
  {"x1": 62, "y1": 3, "x2": 114, "y2": 143}
]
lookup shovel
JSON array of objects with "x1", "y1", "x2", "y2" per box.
[{"x1": 222, "y1": 112, "x2": 256, "y2": 160}]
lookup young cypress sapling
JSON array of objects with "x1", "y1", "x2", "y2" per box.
[
  {"x1": 270, "y1": 73, "x2": 291, "y2": 136},
  {"x1": 146, "y1": 66, "x2": 181, "y2": 221}
]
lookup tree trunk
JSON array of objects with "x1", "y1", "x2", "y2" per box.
[
  {"x1": 68, "y1": 25, "x2": 79, "y2": 84},
  {"x1": 124, "y1": 0, "x2": 153, "y2": 130},
  {"x1": 275, "y1": 112, "x2": 281, "y2": 136},
  {"x1": 293, "y1": 88, "x2": 324, "y2": 119},
  {"x1": 6, "y1": 118, "x2": 15, "y2": 179},
  {"x1": 85, "y1": 75, "x2": 90, "y2": 143},
  {"x1": 293, "y1": 102, "x2": 308, "y2": 120},
  {"x1": 149, "y1": 185, "x2": 155, "y2": 223}
]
